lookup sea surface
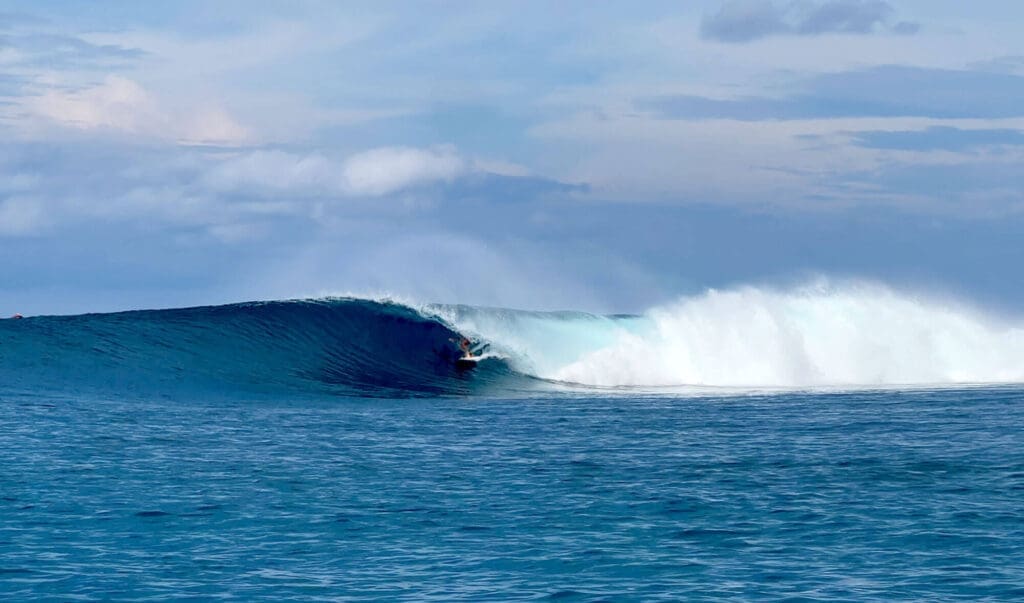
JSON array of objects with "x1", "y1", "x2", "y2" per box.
[{"x1": 2, "y1": 298, "x2": 1023, "y2": 601}]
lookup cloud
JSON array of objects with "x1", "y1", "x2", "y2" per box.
[
  {"x1": 203, "y1": 150, "x2": 344, "y2": 197},
  {"x1": 699, "y1": 1, "x2": 790, "y2": 44},
  {"x1": 0, "y1": 32, "x2": 144, "y2": 69},
  {"x1": 29, "y1": 75, "x2": 156, "y2": 130},
  {"x1": 890, "y1": 21, "x2": 920, "y2": 36},
  {"x1": 341, "y1": 146, "x2": 466, "y2": 196},
  {"x1": 969, "y1": 55, "x2": 1024, "y2": 76},
  {"x1": 0, "y1": 140, "x2": 569, "y2": 248},
  {"x1": 640, "y1": 66, "x2": 1024, "y2": 120},
  {"x1": 838, "y1": 159, "x2": 1024, "y2": 213},
  {"x1": 700, "y1": 0, "x2": 917, "y2": 43},
  {"x1": 849, "y1": 127, "x2": 1024, "y2": 152},
  {"x1": 19, "y1": 75, "x2": 249, "y2": 145},
  {"x1": 204, "y1": 146, "x2": 467, "y2": 198},
  {"x1": 204, "y1": 145, "x2": 558, "y2": 202},
  {"x1": 795, "y1": 0, "x2": 893, "y2": 35}
]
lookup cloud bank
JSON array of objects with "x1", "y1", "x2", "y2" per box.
[{"x1": 2, "y1": 1, "x2": 1024, "y2": 316}]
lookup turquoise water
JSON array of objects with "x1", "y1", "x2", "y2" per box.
[{"x1": 3, "y1": 387, "x2": 1023, "y2": 601}]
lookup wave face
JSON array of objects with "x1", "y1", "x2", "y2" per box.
[
  {"x1": 0, "y1": 299, "x2": 527, "y2": 399},
  {"x1": 2, "y1": 283, "x2": 1024, "y2": 398}
]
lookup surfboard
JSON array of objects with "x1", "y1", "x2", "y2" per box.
[{"x1": 455, "y1": 356, "x2": 479, "y2": 369}]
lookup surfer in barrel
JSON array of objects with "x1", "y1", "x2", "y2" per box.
[
  {"x1": 450, "y1": 336, "x2": 490, "y2": 367},
  {"x1": 450, "y1": 336, "x2": 486, "y2": 360},
  {"x1": 457, "y1": 337, "x2": 474, "y2": 358}
]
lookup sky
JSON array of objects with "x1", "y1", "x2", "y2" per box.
[{"x1": 2, "y1": 1, "x2": 1024, "y2": 315}]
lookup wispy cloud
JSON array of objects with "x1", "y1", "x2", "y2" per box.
[
  {"x1": 849, "y1": 127, "x2": 1024, "y2": 152},
  {"x1": 0, "y1": 32, "x2": 144, "y2": 69},
  {"x1": 640, "y1": 66, "x2": 1024, "y2": 120}
]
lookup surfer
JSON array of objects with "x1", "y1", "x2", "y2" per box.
[
  {"x1": 450, "y1": 337, "x2": 476, "y2": 359},
  {"x1": 9, "y1": 314, "x2": 22, "y2": 319},
  {"x1": 458, "y1": 337, "x2": 473, "y2": 358},
  {"x1": 450, "y1": 337, "x2": 490, "y2": 364}
]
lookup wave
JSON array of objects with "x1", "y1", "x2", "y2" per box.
[
  {"x1": 0, "y1": 299, "x2": 529, "y2": 399},
  {"x1": 2, "y1": 282, "x2": 1023, "y2": 398}
]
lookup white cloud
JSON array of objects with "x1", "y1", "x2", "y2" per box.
[
  {"x1": 20, "y1": 75, "x2": 249, "y2": 145},
  {"x1": 204, "y1": 145, "x2": 477, "y2": 198},
  {"x1": 30, "y1": 75, "x2": 156, "y2": 131},
  {"x1": 178, "y1": 106, "x2": 249, "y2": 146},
  {"x1": 203, "y1": 150, "x2": 344, "y2": 196},
  {"x1": 0, "y1": 142, "x2": 524, "y2": 244},
  {"x1": 341, "y1": 146, "x2": 467, "y2": 196}
]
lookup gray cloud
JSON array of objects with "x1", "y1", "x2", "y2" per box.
[
  {"x1": 850, "y1": 127, "x2": 1024, "y2": 152},
  {"x1": 843, "y1": 160, "x2": 1024, "y2": 206},
  {"x1": 969, "y1": 55, "x2": 1024, "y2": 75},
  {"x1": 640, "y1": 66, "x2": 1024, "y2": 120},
  {"x1": 891, "y1": 20, "x2": 920, "y2": 35},
  {"x1": 701, "y1": 0, "x2": 917, "y2": 43},
  {"x1": 700, "y1": 1, "x2": 790, "y2": 43},
  {"x1": 798, "y1": 0, "x2": 891, "y2": 35},
  {"x1": 0, "y1": 32, "x2": 144, "y2": 69}
]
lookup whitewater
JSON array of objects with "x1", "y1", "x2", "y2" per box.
[{"x1": 435, "y1": 281, "x2": 1024, "y2": 389}]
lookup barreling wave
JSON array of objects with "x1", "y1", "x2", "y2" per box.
[
  {"x1": 0, "y1": 299, "x2": 531, "y2": 399},
  {"x1": 2, "y1": 282, "x2": 1024, "y2": 398}
]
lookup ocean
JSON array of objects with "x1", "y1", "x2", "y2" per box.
[{"x1": 2, "y1": 294, "x2": 1023, "y2": 601}]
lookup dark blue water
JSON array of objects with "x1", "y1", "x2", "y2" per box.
[
  {"x1": 2, "y1": 300, "x2": 1023, "y2": 600},
  {"x1": 2, "y1": 388, "x2": 1023, "y2": 601}
]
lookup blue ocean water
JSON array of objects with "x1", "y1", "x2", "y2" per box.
[{"x1": 2, "y1": 299, "x2": 1023, "y2": 600}]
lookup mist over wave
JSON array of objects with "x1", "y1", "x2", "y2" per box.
[{"x1": 436, "y1": 282, "x2": 1024, "y2": 388}]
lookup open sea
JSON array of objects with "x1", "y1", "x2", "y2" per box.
[{"x1": 2, "y1": 297, "x2": 1023, "y2": 601}]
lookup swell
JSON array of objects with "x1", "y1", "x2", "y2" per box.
[{"x1": 0, "y1": 298, "x2": 529, "y2": 399}]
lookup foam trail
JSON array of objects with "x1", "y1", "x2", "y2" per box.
[{"x1": 440, "y1": 283, "x2": 1024, "y2": 388}]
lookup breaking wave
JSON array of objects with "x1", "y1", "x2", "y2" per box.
[
  {"x1": 2, "y1": 282, "x2": 1023, "y2": 398},
  {"x1": 436, "y1": 282, "x2": 1024, "y2": 389}
]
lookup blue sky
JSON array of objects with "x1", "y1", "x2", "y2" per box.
[{"x1": 2, "y1": 1, "x2": 1024, "y2": 314}]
